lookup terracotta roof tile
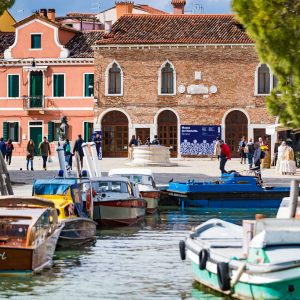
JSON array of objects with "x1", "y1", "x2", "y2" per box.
[
  {"x1": 65, "y1": 30, "x2": 103, "y2": 58},
  {"x1": 0, "y1": 32, "x2": 15, "y2": 58},
  {"x1": 96, "y1": 14, "x2": 253, "y2": 45}
]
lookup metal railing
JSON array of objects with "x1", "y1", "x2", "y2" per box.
[{"x1": 23, "y1": 96, "x2": 45, "y2": 109}]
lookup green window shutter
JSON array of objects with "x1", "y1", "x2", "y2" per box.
[
  {"x1": 84, "y1": 122, "x2": 90, "y2": 142},
  {"x1": 48, "y1": 121, "x2": 54, "y2": 142},
  {"x1": 13, "y1": 122, "x2": 19, "y2": 142},
  {"x1": 53, "y1": 75, "x2": 64, "y2": 97},
  {"x1": 84, "y1": 74, "x2": 94, "y2": 97},
  {"x1": 8, "y1": 75, "x2": 19, "y2": 98},
  {"x1": 31, "y1": 34, "x2": 41, "y2": 49},
  {"x1": 3, "y1": 122, "x2": 8, "y2": 141}
]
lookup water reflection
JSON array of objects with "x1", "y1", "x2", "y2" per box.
[{"x1": 0, "y1": 208, "x2": 276, "y2": 300}]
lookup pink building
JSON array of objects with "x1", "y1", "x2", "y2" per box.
[{"x1": 0, "y1": 11, "x2": 103, "y2": 155}]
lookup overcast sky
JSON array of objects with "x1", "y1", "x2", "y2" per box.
[{"x1": 10, "y1": 0, "x2": 232, "y2": 20}]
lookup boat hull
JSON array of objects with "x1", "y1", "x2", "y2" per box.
[
  {"x1": 57, "y1": 218, "x2": 97, "y2": 249},
  {"x1": 0, "y1": 225, "x2": 62, "y2": 274},
  {"x1": 93, "y1": 199, "x2": 146, "y2": 226},
  {"x1": 140, "y1": 191, "x2": 160, "y2": 214},
  {"x1": 190, "y1": 259, "x2": 300, "y2": 300}
]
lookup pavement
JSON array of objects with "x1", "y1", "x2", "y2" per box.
[{"x1": 6, "y1": 155, "x2": 300, "y2": 187}]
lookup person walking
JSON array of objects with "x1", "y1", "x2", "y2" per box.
[
  {"x1": 73, "y1": 134, "x2": 84, "y2": 168},
  {"x1": 245, "y1": 138, "x2": 255, "y2": 169},
  {"x1": 92, "y1": 133, "x2": 101, "y2": 159},
  {"x1": 238, "y1": 136, "x2": 247, "y2": 164},
  {"x1": 219, "y1": 140, "x2": 231, "y2": 174},
  {"x1": 5, "y1": 139, "x2": 14, "y2": 165},
  {"x1": 63, "y1": 139, "x2": 72, "y2": 170},
  {"x1": 38, "y1": 136, "x2": 51, "y2": 170},
  {"x1": 26, "y1": 139, "x2": 35, "y2": 171},
  {"x1": 0, "y1": 137, "x2": 6, "y2": 159},
  {"x1": 213, "y1": 137, "x2": 221, "y2": 160},
  {"x1": 253, "y1": 143, "x2": 263, "y2": 184},
  {"x1": 128, "y1": 135, "x2": 138, "y2": 160}
]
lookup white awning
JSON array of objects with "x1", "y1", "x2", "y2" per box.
[
  {"x1": 23, "y1": 66, "x2": 48, "y2": 72},
  {"x1": 266, "y1": 124, "x2": 290, "y2": 135}
]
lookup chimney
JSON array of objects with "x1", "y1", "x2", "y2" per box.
[
  {"x1": 116, "y1": 1, "x2": 134, "y2": 19},
  {"x1": 48, "y1": 9, "x2": 56, "y2": 21},
  {"x1": 39, "y1": 8, "x2": 47, "y2": 18},
  {"x1": 171, "y1": 0, "x2": 186, "y2": 14}
]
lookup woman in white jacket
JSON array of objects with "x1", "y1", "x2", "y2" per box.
[{"x1": 276, "y1": 141, "x2": 286, "y2": 173}]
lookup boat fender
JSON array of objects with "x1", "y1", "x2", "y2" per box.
[
  {"x1": 198, "y1": 249, "x2": 208, "y2": 270},
  {"x1": 179, "y1": 240, "x2": 186, "y2": 260},
  {"x1": 217, "y1": 262, "x2": 231, "y2": 291},
  {"x1": 86, "y1": 191, "x2": 92, "y2": 211}
]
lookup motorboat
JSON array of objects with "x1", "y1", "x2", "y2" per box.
[
  {"x1": 108, "y1": 168, "x2": 160, "y2": 214},
  {"x1": 180, "y1": 184, "x2": 300, "y2": 299},
  {"x1": 32, "y1": 178, "x2": 97, "y2": 249},
  {"x1": 0, "y1": 196, "x2": 63, "y2": 273},
  {"x1": 167, "y1": 171, "x2": 296, "y2": 208},
  {"x1": 88, "y1": 177, "x2": 147, "y2": 226}
]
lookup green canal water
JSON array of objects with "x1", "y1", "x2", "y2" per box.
[{"x1": 0, "y1": 207, "x2": 276, "y2": 300}]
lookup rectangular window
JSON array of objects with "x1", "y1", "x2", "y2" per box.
[
  {"x1": 48, "y1": 121, "x2": 61, "y2": 142},
  {"x1": 84, "y1": 74, "x2": 94, "y2": 97},
  {"x1": 8, "y1": 75, "x2": 19, "y2": 98},
  {"x1": 53, "y1": 74, "x2": 65, "y2": 97},
  {"x1": 31, "y1": 34, "x2": 41, "y2": 49},
  {"x1": 3, "y1": 122, "x2": 19, "y2": 142}
]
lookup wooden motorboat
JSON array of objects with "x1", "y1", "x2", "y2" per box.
[
  {"x1": 32, "y1": 178, "x2": 97, "y2": 249},
  {"x1": 88, "y1": 177, "x2": 147, "y2": 226},
  {"x1": 109, "y1": 168, "x2": 160, "y2": 214},
  {"x1": 0, "y1": 196, "x2": 63, "y2": 273}
]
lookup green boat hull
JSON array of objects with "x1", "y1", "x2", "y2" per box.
[{"x1": 191, "y1": 262, "x2": 300, "y2": 300}]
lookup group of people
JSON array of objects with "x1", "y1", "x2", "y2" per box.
[
  {"x1": 275, "y1": 141, "x2": 296, "y2": 175},
  {"x1": 128, "y1": 134, "x2": 160, "y2": 160},
  {"x1": 214, "y1": 136, "x2": 266, "y2": 174},
  {"x1": 0, "y1": 138, "x2": 14, "y2": 165}
]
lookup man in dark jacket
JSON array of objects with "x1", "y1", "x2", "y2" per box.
[
  {"x1": 93, "y1": 133, "x2": 101, "y2": 159},
  {"x1": 38, "y1": 136, "x2": 51, "y2": 170},
  {"x1": 0, "y1": 137, "x2": 6, "y2": 159},
  {"x1": 73, "y1": 134, "x2": 84, "y2": 168},
  {"x1": 151, "y1": 135, "x2": 160, "y2": 145}
]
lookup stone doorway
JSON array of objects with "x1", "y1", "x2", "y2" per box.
[
  {"x1": 157, "y1": 110, "x2": 178, "y2": 157},
  {"x1": 225, "y1": 110, "x2": 248, "y2": 158},
  {"x1": 101, "y1": 111, "x2": 128, "y2": 157}
]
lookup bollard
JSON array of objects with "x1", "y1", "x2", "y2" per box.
[
  {"x1": 288, "y1": 180, "x2": 299, "y2": 218},
  {"x1": 89, "y1": 142, "x2": 102, "y2": 177},
  {"x1": 56, "y1": 146, "x2": 67, "y2": 176}
]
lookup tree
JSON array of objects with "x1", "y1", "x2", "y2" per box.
[
  {"x1": 232, "y1": 0, "x2": 300, "y2": 128},
  {"x1": 0, "y1": 0, "x2": 15, "y2": 16}
]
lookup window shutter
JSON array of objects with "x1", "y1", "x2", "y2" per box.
[
  {"x1": 13, "y1": 122, "x2": 19, "y2": 142},
  {"x1": 54, "y1": 75, "x2": 64, "y2": 97},
  {"x1": 85, "y1": 74, "x2": 94, "y2": 97},
  {"x1": 3, "y1": 122, "x2": 8, "y2": 141},
  {"x1": 84, "y1": 122, "x2": 89, "y2": 142},
  {"x1": 48, "y1": 121, "x2": 54, "y2": 142}
]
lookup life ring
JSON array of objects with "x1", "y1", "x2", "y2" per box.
[
  {"x1": 179, "y1": 240, "x2": 186, "y2": 260},
  {"x1": 217, "y1": 262, "x2": 231, "y2": 291},
  {"x1": 199, "y1": 249, "x2": 208, "y2": 270}
]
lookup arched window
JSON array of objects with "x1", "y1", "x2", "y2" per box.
[
  {"x1": 107, "y1": 62, "x2": 122, "y2": 95},
  {"x1": 257, "y1": 64, "x2": 270, "y2": 94},
  {"x1": 160, "y1": 62, "x2": 175, "y2": 95}
]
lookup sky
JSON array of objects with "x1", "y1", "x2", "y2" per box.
[{"x1": 10, "y1": 0, "x2": 232, "y2": 21}]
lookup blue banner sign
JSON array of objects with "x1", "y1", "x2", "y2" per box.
[
  {"x1": 92, "y1": 131, "x2": 102, "y2": 160},
  {"x1": 180, "y1": 125, "x2": 221, "y2": 156}
]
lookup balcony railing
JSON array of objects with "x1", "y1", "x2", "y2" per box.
[{"x1": 23, "y1": 96, "x2": 45, "y2": 110}]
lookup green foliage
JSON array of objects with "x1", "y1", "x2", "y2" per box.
[
  {"x1": 0, "y1": 0, "x2": 15, "y2": 16},
  {"x1": 232, "y1": 0, "x2": 300, "y2": 128}
]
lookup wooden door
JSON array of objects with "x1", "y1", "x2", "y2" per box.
[
  {"x1": 158, "y1": 110, "x2": 178, "y2": 157},
  {"x1": 136, "y1": 128, "x2": 150, "y2": 145},
  {"x1": 102, "y1": 111, "x2": 128, "y2": 157},
  {"x1": 225, "y1": 111, "x2": 248, "y2": 158}
]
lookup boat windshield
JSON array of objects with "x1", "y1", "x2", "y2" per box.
[
  {"x1": 0, "y1": 217, "x2": 31, "y2": 246},
  {"x1": 92, "y1": 181, "x2": 130, "y2": 194},
  {"x1": 34, "y1": 184, "x2": 70, "y2": 195},
  {"x1": 117, "y1": 175, "x2": 155, "y2": 187}
]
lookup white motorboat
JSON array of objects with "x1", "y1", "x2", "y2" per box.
[{"x1": 109, "y1": 168, "x2": 160, "y2": 213}]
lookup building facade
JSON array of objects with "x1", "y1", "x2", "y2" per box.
[
  {"x1": 0, "y1": 11, "x2": 102, "y2": 155},
  {"x1": 93, "y1": 11, "x2": 277, "y2": 158}
]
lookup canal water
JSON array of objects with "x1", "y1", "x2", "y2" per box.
[{"x1": 0, "y1": 207, "x2": 276, "y2": 300}]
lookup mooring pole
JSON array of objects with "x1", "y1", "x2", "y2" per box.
[{"x1": 288, "y1": 180, "x2": 299, "y2": 218}]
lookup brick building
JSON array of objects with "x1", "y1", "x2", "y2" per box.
[{"x1": 93, "y1": 2, "x2": 277, "y2": 158}]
